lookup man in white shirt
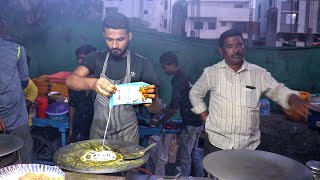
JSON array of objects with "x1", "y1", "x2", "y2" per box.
[{"x1": 189, "y1": 29, "x2": 319, "y2": 155}]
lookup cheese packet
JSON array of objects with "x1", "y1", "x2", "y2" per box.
[{"x1": 109, "y1": 82, "x2": 152, "y2": 109}]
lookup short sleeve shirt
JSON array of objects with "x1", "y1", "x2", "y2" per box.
[{"x1": 81, "y1": 50, "x2": 159, "y2": 100}]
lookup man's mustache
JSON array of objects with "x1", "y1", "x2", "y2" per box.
[
  {"x1": 111, "y1": 48, "x2": 121, "y2": 52},
  {"x1": 232, "y1": 53, "x2": 242, "y2": 58}
]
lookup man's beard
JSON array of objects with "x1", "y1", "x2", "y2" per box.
[{"x1": 109, "y1": 45, "x2": 129, "y2": 59}]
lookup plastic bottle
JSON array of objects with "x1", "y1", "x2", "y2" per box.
[
  {"x1": 31, "y1": 103, "x2": 37, "y2": 118},
  {"x1": 259, "y1": 98, "x2": 270, "y2": 116},
  {"x1": 35, "y1": 97, "x2": 48, "y2": 118}
]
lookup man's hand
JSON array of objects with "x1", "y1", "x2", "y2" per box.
[
  {"x1": 141, "y1": 85, "x2": 158, "y2": 107},
  {"x1": 287, "y1": 94, "x2": 320, "y2": 120},
  {"x1": 199, "y1": 111, "x2": 208, "y2": 123},
  {"x1": 0, "y1": 118, "x2": 5, "y2": 134},
  {"x1": 149, "y1": 118, "x2": 162, "y2": 127},
  {"x1": 94, "y1": 77, "x2": 117, "y2": 98}
]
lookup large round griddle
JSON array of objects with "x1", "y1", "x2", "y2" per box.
[
  {"x1": 53, "y1": 139, "x2": 149, "y2": 174},
  {"x1": 0, "y1": 134, "x2": 23, "y2": 157},
  {"x1": 203, "y1": 149, "x2": 313, "y2": 180}
]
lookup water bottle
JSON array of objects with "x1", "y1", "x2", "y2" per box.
[
  {"x1": 31, "y1": 103, "x2": 37, "y2": 118},
  {"x1": 259, "y1": 98, "x2": 270, "y2": 116}
]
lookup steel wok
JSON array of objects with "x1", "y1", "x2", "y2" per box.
[
  {"x1": 203, "y1": 149, "x2": 313, "y2": 180},
  {"x1": 53, "y1": 139, "x2": 149, "y2": 174}
]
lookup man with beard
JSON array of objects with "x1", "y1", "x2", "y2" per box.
[
  {"x1": 66, "y1": 13, "x2": 161, "y2": 144},
  {"x1": 189, "y1": 29, "x2": 319, "y2": 155}
]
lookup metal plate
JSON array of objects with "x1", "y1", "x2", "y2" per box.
[
  {"x1": 0, "y1": 164, "x2": 64, "y2": 179},
  {"x1": 203, "y1": 149, "x2": 313, "y2": 180},
  {"x1": 0, "y1": 134, "x2": 23, "y2": 157},
  {"x1": 53, "y1": 139, "x2": 149, "y2": 174}
]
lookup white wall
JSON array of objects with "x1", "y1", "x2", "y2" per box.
[
  {"x1": 102, "y1": 0, "x2": 141, "y2": 18},
  {"x1": 102, "y1": 0, "x2": 176, "y2": 33},
  {"x1": 186, "y1": 0, "x2": 251, "y2": 39},
  {"x1": 142, "y1": 0, "x2": 162, "y2": 30}
]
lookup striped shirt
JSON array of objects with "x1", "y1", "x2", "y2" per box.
[{"x1": 189, "y1": 60, "x2": 298, "y2": 150}]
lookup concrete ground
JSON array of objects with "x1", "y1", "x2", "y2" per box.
[
  {"x1": 161, "y1": 113, "x2": 320, "y2": 176},
  {"x1": 259, "y1": 113, "x2": 320, "y2": 165}
]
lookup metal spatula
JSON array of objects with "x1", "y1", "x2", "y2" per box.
[{"x1": 121, "y1": 143, "x2": 157, "y2": 160}]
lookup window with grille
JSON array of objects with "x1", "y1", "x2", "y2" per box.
[{"x1": 208, "y1": 22, "x2": 216, "y2": 29}]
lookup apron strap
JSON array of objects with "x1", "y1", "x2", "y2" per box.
[{"x1": 96, "y1": 50, "x2": 132, "y2": 105}]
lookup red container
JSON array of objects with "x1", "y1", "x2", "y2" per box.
[{"x1": 35, "y1": 97, "x2": 48, "y2": 118}]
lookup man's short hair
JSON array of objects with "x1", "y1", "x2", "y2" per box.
[
  {"x1": 219, "y1": 29, "x2": 244, "y2": 48},
  {"x1": 103, "y1": 12, "x2": 129, "y2": 31},
  {"x1": 75, "y1": 45, "x2": 97, "y2": 56},
  {"x1": 159, "y1": 51, "x2": 179, "y2": 66}
]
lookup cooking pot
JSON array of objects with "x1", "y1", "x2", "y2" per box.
[
  {"x1": 0, "y1": 134, "x2": 23, "y2": 168},
  {"x1": 53, "y1": 139, "x2": 150, "y2": 174},
  {"x1": 47, "y1": 91, "x2": 66, "y2": 104},
  {"x1": 202, "y1": 149, "x2": 313, "y2": 180}
]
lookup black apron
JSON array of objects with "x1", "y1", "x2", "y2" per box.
[{"x1": 89, "y1": 51, "x2": 139, "y2": 144}]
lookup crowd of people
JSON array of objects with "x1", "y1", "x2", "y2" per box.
[{"x1": 0, "y1": 12, "x2": 318, "y2": 177}]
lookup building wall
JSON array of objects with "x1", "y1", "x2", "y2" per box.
[
  {"x1": 102, "y1": 0, "x2": 176, "y2": 33},
  {"x1": 3, "y1": 8, "x2": 319, "y2": 109},
  {"x1": 309, "y1": 1, "x2": 319, "y2": 33},
  {"x1": 141, "y1": 0, "x2": 162, "y2": 30},
  {"x1": 296, "y1": 1, "x2": 319, "y2": 33},
  {"x1": 298, "y1": 0, "x2": 307, "y2": 33},
  {"x1": 185, "y1": 0, "x2": 252, "y2": 39},
  {"x1": 255, "y1": 0, "x2": 270, "y2": 38},
  {"x1": 257, "y1": 0, "x2": 319, "y2": 38},
  {"x1": 102, "y1": 0, "x2": 141, "y2": 18}
]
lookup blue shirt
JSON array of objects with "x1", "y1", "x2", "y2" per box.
[{"x1": 0, "y1": 37, "x2": 29, "y2": 130}]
